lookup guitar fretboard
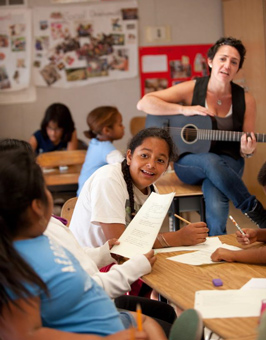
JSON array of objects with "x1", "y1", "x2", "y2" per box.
[
  {"x1": 197, "y1": 129, "x2": 266, "y2": 142},
  {"x1": 169, "y1": 126, "x2": 266, "y2": 143}
]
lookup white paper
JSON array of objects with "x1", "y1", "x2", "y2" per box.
[
  {"x1": 241, "y1": 278, "x2": 266, "y2": 290},
  {"x1": 167, "y1": 249, "x2": 216, "y2": 266},
  {"x1": 111, "y1": 192, "x2": 175, "y2": 258},
  {"x1": 155, "y1": 237, "x2": 222, "y2": 254},
  {"x1": 195, "y1": 289, "x2": 266, "y2": 318},
  {"x1": 166, "y1": 243, "x2": 242, "y2": 266},
  {"x1": 142, "y1": 55, "x2": 168, "y2": 73}
]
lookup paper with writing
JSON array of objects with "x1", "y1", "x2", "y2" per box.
[
  {"x1": 111, "y1": 192, "x2": 175, "y2": 258},
  {"x1": 155, "y1": 237, "x2": 223, "y2": 254},
  {"x1": 195, "y1": 289, "x2": 266, "y2": 318},
  {"x1": 166, "y1": 243, "x2": 242, "y2": 266}
]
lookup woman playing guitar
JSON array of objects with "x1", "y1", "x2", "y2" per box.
[{"x1": 137, "y1": 36, "x2": 266, "y2": 236}]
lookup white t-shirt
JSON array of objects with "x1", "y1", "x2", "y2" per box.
[{"x1": 70, "y1": 163, "x2": 153, "y2": 248}]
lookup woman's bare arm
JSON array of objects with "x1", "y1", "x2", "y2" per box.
[{"x1": 137, "y1": 80, "x2": 214, "y2": 116}]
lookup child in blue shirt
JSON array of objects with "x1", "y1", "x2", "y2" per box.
[
  {"x1": 0, "y1": 149, "x2": 170, "y2": 340},
  {"x1": 77, "y1": 106, "x2": 124, "y2": 195}
]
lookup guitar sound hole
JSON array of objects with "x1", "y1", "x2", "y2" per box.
[{"x1": 181, "y1": 124, "x2": 197, "y2": 144}]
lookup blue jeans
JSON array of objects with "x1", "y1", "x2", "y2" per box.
[{"x1": 174, "y1": 153, "x2": 256, "y2": 236}]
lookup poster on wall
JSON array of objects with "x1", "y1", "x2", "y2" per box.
[
  {"x1": 139, "y1": 44, "x2": 212, "y2": 98},
  {"x1": 33, "y1": 1, "x2": 138, "y2": 88},
  {"x1": 0, "y1": 8, "x2": 32, "y2": 92}
]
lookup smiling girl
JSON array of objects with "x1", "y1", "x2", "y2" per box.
[
  {"x1": 137, "y1": 37, "x2": 266, "y2": 236},
  {"x1": 70, "y1": 127, "x2": 208, "y2": 249},
  {"x1": 29, "y1": 103, "x2": 78, "y2": 155}
]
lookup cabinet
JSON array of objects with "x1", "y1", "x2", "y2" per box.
[{"x1": 222, "y1": 0, "x2": 266, "y2": 204}]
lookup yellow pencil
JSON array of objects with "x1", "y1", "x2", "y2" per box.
[
  {"x1": 174, "y1": 213, "x2": 190, "y2": 225},
  {"x1": 136, "y1": 303, "x2": 143, "y2": 331}
]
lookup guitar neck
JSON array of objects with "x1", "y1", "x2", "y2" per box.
[{"x1": 198, "y1": 130, "x2": 266, "y2": 143}]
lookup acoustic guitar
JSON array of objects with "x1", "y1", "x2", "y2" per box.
[{"x1": 145, "y1": 114, "x2": 266, "y2": 156}]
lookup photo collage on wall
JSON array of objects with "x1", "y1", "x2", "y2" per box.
[
  {"x1": 33, "y1": 1, "x2": 138, "y2": 88},
  {"x1": 139, "y1": 44, "x2": 212, "y2": 97},
  {"x1": 0, "y1": 9, "x2": 31, "y2": 91}
]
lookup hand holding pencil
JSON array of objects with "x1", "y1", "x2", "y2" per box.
[
  {"x1": 174, "y1": 214, "x2": 209, "y2": 245},
  {"x1": 229, "y1": 215, "x2": 250, "y2": 245}
]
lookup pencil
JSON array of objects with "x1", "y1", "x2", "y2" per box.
[
  {"x1": 229, "y1": 215, "x2": 245, "y2": 235},
  {"x1": 174, "y1": 213, "x2": 190, "y2": 225},
  {"x1": 136, "y1": 303, "x2": 143, "y2": 331}
]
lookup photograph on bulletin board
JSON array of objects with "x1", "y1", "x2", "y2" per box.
[{"x1": 139, "y1": 44, "x2": 212, "y2": 97}]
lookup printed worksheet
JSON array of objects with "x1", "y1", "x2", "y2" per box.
[
  {"x1": 111, "y1": 192, "x2": 175, "y2": 258},
  {"x1": 167, "y1": 244, "x2": 242, "y2": 266},
  {"x1": 155, "y1": 236, "x2": 223, "y2": 254}
]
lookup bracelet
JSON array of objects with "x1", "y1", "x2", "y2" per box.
[
  {"x1": 240, "y1": 151, "x2": 254, "y2": 158},
  {"x1": 157, "y1": 234, "x2": 170, "y2": 248}
]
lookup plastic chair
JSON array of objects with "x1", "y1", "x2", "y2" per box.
[
  {"x1": 169, "y1": 309, "x2": 203, "y2": 340},
  {"x1": 130, "y1": 116, "x2": 146, "y2": 136},
  {"x1": 60, "y1": 196, "x2": 78, "y2": 227}
]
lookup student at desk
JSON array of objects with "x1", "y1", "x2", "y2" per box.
[
  {"x1": 0, "y1": 138, "x2": 177, "y2": 337},
  {"x1": 70, "y1": 128, "x2": 208, "y2": 250},
  {"x1": 212, "y1": 161, "x2": 266, "y2": 264},
  {"x1": 77, "y1": 106, "x2": 125, "y2": 196},
  {"x1": 0, "y1": 149, "x2": 177, "y2": 340},
  {"x1": 29, "y1": 103, "x2": 78, "y2": 155}
]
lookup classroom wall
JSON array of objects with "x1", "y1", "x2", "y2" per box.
[{"x1": 0, "y1": 0, "x2": 223, "y2": 154}]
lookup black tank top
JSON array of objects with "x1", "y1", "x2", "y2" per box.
[{"x1": 191, "y1": 76, "x2": 245, "y2": 159}]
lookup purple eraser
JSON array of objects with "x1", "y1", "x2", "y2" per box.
[{"x1": 212, "y1": 278, "x2": 223, "y2": 287}]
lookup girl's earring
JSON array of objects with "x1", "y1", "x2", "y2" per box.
[{"x1": 209, "y1": 64, "x2": 212, "y2": 68}]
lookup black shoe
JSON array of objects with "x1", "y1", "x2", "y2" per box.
[{"x1": 245, "y1": 200, "x2": 266, "y2": 228}]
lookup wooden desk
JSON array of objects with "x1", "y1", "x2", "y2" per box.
[
  {"x1": 43, "y1": 164, "x2": 82, "y2": 187},
  {"x1": 143, "y1": 234, "x2": 266, "y2": 340},
  {"x1": 155, "y1": 171, "x2": 205, "y2": 229}
]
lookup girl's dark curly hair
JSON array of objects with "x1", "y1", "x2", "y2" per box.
[{"x1": 0, "y1": 150, "x2": 49, "y2": 312}]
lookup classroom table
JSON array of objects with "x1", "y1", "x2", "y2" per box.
[
  {"x1": 142, "y1": 234, "x2": 266, "y2": 340},
  {"x1": 42, "y1": 164, "x2": 82, "y2": 187}
]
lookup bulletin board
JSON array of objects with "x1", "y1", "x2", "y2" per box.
[
  {"x1": 33, "y1": 1, "x2": 138, "y2": 88},
  {"x1": 139, "y1": 44, "x2": 212, "y2": 97}
]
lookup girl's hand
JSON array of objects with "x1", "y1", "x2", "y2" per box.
[
  {"x1": 177, "y1": 222, "x2": 209, "y2": 245},
  {"x1": 108, "y1": 239, "x2": 123, "y2": 262},
  {"x1": 236, "y1": 228, "x2": 258, "y2": 245},
  {"x1": 211, "y1": 248, "x2": 235, "y2": 262},
  {"x1": 144, "y1": 249, "x2": 157, "y2": 267},
  {"x1": 108, "y1": 238, "x2": 120, "y2": 249},
  {"x1": 240, "y1": 132, "x2": 256, "y2": 155},
  {"x1": 181, "y1": 105, "x2": 215, "y2": 117}
]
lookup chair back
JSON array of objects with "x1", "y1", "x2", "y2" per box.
[
  {"x1": 130, "y1": 116, "x2": 146, "y2": 136},
  {"x1": 60, "y1": 196, "x2": 78, "y2": 227},
  {"x1": 37, "y1": 150, "x2": 86, "y2": 168}
]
